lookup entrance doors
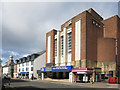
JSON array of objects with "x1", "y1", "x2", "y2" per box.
[{"x1": 59, "y1": 72, "x2": 63, "y2": 79}]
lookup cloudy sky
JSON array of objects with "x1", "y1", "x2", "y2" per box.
[{"x1": 1, "y1": 1, "x2": 119, "y2": 65}]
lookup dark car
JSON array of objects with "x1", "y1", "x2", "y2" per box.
[{"x1": 3, "y1": 75, "x2": 10, "y2": 80}]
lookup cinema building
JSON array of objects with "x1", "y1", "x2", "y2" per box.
[{"x1": 42, "y1": 8, "x2": 120, "y2": 82}]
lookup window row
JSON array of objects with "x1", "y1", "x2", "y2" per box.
[
  {"x1": 19, "y1": 67, "x2": 33, "y2": 72},
  {"x1": 18, "y1": 61, "x2": 34, "y2": 67}
]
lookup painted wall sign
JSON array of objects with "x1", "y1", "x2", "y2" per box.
[
  {"x1": 20, "y1": 72, "x2": 29, "y2": 74},
  {"x1": 52, "y1": 66, "x2": 72, "y2": 71},
  {"x1": 41, "y1": 67, "x2": 46, "y2": 72},
  {"x1": 46, "y1": 63, "x2": 54, "y2": 67},
  {"x1": 107, "y1": 74, "x2": 110, "y2": 76},
  {"x1": 69, "y1": 20, "x2": 72, "y2": 25},
  {"x1": 45, "y1": 67, "x2": 52, "y2": 71}
]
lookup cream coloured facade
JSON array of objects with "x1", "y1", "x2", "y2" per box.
[
  {"x1": 54, "y1": 27, "x2": 72, "y2": 67},
  {"x1": 3, "y1": 66, "x2": 8, "y2": 75},
  {"x1": 47, "y1": 35, "x2": 51, "y2": 63},
  {"x1": 75, "y1": 19, "x2": 81, "y2": 61}
]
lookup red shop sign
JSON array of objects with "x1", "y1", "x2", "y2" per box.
[
  {"x1": 110, "y1": 77, "x2": 116, "y2": 83},
  {"x1": 116, "y1": 77, "x2": 120, "y2": 83}
]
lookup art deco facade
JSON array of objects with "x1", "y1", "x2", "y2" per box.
[{"x1": 45, "y1": 8, "x2": 120, "y2": 80}]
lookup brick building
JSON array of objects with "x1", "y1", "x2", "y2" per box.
[
  {"x1": 2, "y1": 56, "x2": 14, "y2": 78},
  {"x1": 13, "y1": 64, "x2": 17, "y2": 78},
  {"x1": 43, "y1": 8, "x2": 120, "y2": 82}
]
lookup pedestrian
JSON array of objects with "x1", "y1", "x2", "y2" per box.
[
  {"x1": 90, "y1": 77, "x2": 93, "y2": 84},
  {"x1": 31, "y1": 74, "x2": 34, "y2": 80}
]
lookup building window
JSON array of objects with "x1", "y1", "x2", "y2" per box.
[
  {"x1": 22, "y1": 68, "x2": 24, "y2": 72},
  {"x1": 31, "y1": 61, "x2": 33, "y2": 65},
  {"x1": 26, "y1": 68, "x2": 29, "y2": 72},
  {"x1": 55, "y1": 39, "x2": 57, "y2": 57},
  {"x1": 26, "y1": 62, "x2": 29, "y2": 66},
  {"x1": 22, "y1": 63, "x2": 24, "y2": 67},
  {"x1": 61, "y1": 36, "x2": 64, "y2": 56},
  {"x1": 67, "y1": 32, "x2": 72, "y2": 62},
  {"x1": 67, "y1": 32, "x2": 72, "y2": 53},
  {"x1": 19, "y1": 69, "x2": 20, "y2": 72},
  {"x1": 31, "y1": 67, "x2": 33, "y2": 71}
]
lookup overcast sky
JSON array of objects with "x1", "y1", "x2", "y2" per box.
[{"x1": 1, "y1": 1, "x2": 119, "y2": 65}]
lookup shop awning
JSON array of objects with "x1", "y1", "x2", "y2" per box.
[
  {"x1": 72, "y1": 68, "x2": 93, "y2": 72},
  {"x1": 20, "y1": 72, "x2": 29, "y2": 74},
  {"x1": 52, "y1": 66, "x2": 72, "y2": 71}
]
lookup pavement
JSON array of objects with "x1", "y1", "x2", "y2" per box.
[
  {"x1": 36, "y1": 78, "x2": 120, "y2": 88},
  {"x1": 2, "y1": 78, "x2": 120, "y2": 90}
]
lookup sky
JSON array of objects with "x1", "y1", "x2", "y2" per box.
[{"x1": 0, "y1": 1, "x2": 119, "y2": 65}]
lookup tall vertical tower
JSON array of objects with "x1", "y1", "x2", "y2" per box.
[{"x1": 8, "y1": 56, "x2": 14, "y2": 78}]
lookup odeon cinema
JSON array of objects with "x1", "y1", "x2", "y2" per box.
[
  {"x1": 41, "y1": 66, "x2": 72, "y2": 79},
  {"x1": 42, "y1": 8, "x2": 120, "y2": 83}
]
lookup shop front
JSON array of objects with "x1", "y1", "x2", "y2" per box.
[
  {"x1": 72, "y1": 68, "x2": 93, "y2": 83},
  {"x1": 37, "y1": 70, "x2": 41, "y2": 79},
  {"x1": 52, "y1": 66, "x2": 72, "y2": 79},
  {"x1": 41, "y1": 66, "x2": 72, "y2": 80},
  {"x1": 19, "y1": 72, "x2": 29, "y2": 79},
  {"x1": 41, "y1": 67, "x2": 52, "y2": 79}
]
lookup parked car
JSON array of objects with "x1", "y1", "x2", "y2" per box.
[{"x1": 3, "y1": 75, "x2": 10, "y2": 80}]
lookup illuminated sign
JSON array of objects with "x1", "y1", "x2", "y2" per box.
[
  {"x1": 41, "y1": 67, "x2": 45, "y2": 72},
  {"x1": 52, "y1": 66, "x2": 72, "y2": 71}
]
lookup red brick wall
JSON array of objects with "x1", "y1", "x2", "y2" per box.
[
  {"x1": 97, "y1": 37, "x2": 116, "y2": 62},
  {"x1": 102, "y1": 15, "x2": 118, "y2": 39},
  {"x1": 72, "y1": 11, "x2": 87, "y2": 61},
  {"x1": 117, "y1": 16, "x2": 120, "y2": 70},
  {"x1": 46, "y1": 30, "x2": 57, "y2": 64},
  {"x1": 14, "y1": 64, "x2": 17, "y2": 73},
  {"x1": 86, "y1": 11, "x2": 99, "y2": 61},
  {"x1": 97, "y1": 16, "x2": 119, "y2": 62},
  {"x1": 61, "y1": 11, "x2": 87, "y2": 61},
  {"x1": 87, "y1": 8, "x2": 103, "y2": 21},
  {"x1": 46, "y1": 8, "x2": 120, "y2": 70},
  {"x1": 61, "y1": 9, "x2": 104, "y2": 62}
]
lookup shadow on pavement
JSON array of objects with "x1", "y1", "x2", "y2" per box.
[
  {"x1": 2, "y1": 86, "x2": 46, "y2": 90},
  {"x1": 2, "y1": 78, "x2": 29, "y2": 84},
  {"x1": 2, "y1": 88, "x2": 120, "y2": 90},
  {"x1": 2, "y1": 79, "x2": 120, "y2": 90},
  {"x1": 10, "y1": 79, "x2": 29, "y2": 83}
]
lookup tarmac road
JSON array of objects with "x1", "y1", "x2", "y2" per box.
[{"x1": 2, "y1": 79, "x2": 119, "y2": 90}]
